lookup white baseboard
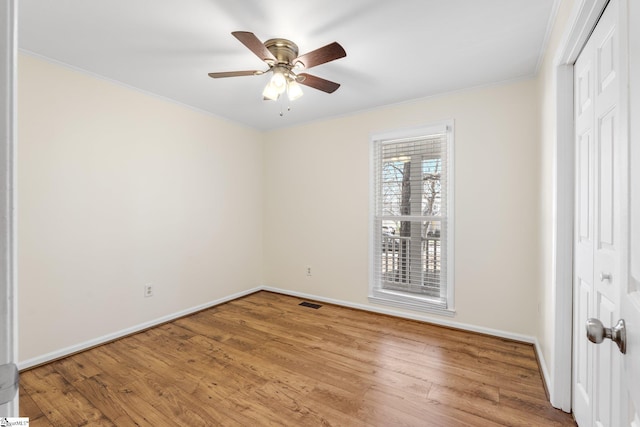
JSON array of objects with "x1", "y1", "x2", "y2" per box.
[
  {"x1": 262, "y1": 286, "x2": 537, "y2": 345},
  {"x1": 18, "y1": 287, "x2": 262, "y2": 370},
  {"x1": 534, "y1": 337, "x2": 553, "y2": 400}
]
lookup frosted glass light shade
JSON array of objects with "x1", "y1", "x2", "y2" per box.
[
  {"x1": 287, "y1": 80, "x2": 304, "y2": 101},
  {"x1": 262, "y1": 82, "x2": 280, "y2": 100},
  {"x1": 271, "y1": 71, "x2": 287, "y2": 92}
]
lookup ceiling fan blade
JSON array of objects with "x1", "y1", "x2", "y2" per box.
[
  {"x1": 297, "y1": 73, "x2": 341, "y2": 93},
  {"x1": 294, "y1": 42, "x2": 346, "y2": 69},
  {"x1": 232, "y1": 31, "x2": 276, "y2": 63},
  {"x1": 208, "y1": 70, "x2": 262, "y2": 78}
]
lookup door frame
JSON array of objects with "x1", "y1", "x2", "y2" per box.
[
  {"x1": 0, "y1": 0, "x2": 18, "y2": 417},
  {"x1": 550, "y1": 0, "x2": 610, "y2": 412}
]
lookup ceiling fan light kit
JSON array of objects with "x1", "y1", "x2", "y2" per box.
[
  {"x1": 209, "y1": 31, "x2": 346, "y2": 108},
  {"x1": 262, "y1": 64, "x2": 293, "y2": 101}
]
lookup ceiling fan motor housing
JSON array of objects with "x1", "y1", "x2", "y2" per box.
[{"x1": 264, "y1": 38, "x2": 299, "y2": 67}]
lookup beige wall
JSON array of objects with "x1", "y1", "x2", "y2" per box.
[
  {"x1": 535, "y1": 0, "x2": 576, "y2": 385},
  {"x1": 263, "y1": 79, "x2": 541, "y2": 336},
  {"x1": 18, "y1": 54, "x2": 263, "y2": 362}
]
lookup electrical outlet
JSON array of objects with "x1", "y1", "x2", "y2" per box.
[
  {"x1": 306, "y1": 266, "x2": 312, "y2": 277},
  {"x1": 144, "y1": 284, "x2": 154, "y2": 298}
]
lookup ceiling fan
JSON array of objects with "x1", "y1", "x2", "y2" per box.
[{"x1": 208, "y1": 31, "x2": 346, "y2": 101}]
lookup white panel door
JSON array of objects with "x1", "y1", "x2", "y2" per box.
[{"x1": 573, "y1": 0, "x2": 625, "y2": 425}]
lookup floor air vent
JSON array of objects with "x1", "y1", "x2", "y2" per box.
[{"x1": 299, "y1": 301, "x2": 322, "y2": 309}]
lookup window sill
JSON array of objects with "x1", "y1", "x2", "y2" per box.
[{"x1": 369, "y1": 289, "x2": 456, "y2": 317}]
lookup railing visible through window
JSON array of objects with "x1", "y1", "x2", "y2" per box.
[{"x1": 381, "y1": 230, "x2": 441, "y2": 296}]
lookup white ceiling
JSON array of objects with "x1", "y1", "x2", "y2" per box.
[{"x1": 18, "y1": 0, "x2": 557, "y2": 131}]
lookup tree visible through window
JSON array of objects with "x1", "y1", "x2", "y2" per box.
[{"x1": 370, "y1": 123, "x2": 454, "y2": 313}]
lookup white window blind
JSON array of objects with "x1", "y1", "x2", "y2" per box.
[{"x1": 370, "y1": 123, "x2": 454, "y2": 313}]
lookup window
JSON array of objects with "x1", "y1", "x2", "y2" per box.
[{"x1": 369, "y1": 122, "x2": 454, "y2": 315}]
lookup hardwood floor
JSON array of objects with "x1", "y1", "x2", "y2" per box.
[{"x1": 19, "y1": 291, "x2": 576, "y2": 426}]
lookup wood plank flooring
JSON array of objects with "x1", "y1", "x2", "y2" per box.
[{"x1": 19, "y1": 291, "x2": 576, "y2": 426}]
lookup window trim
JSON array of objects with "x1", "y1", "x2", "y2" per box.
[{"x1": 368, "y1": 121, "x2": 455, "y2": 316}]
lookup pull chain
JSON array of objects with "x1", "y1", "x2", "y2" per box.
[{"x1": 278, "y1": 94, "x2": 291, "y2": 117}]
